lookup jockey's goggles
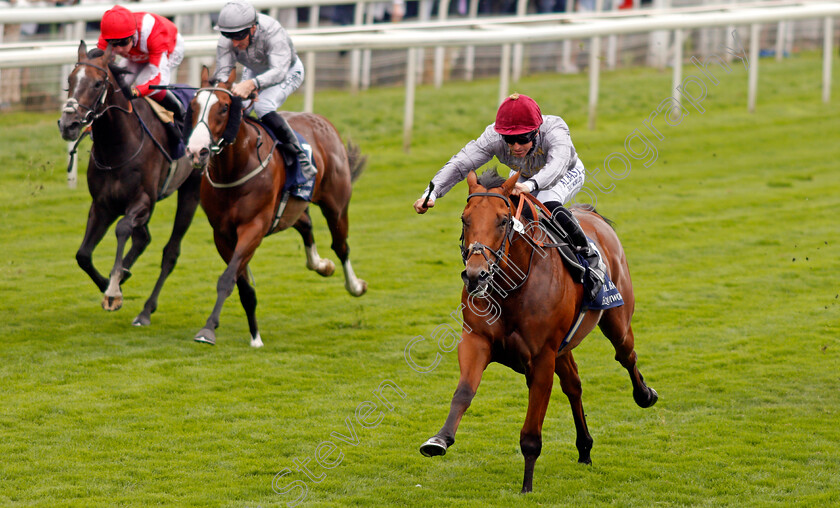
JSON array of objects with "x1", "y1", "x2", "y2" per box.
[
  {"x1": 222, "y1": 28, "x2": 251, "y2": 41},
  {"x1": 502, "y1": 130, "x2": 537, "y2": 146},
  {"x1": 107, "y1": 36, "x2": 133, "y2": 47}
]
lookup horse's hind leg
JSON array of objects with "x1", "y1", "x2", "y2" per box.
[
  {"x1": 134, "y1": 175, "x2": 201, "y2": 326},
  {"x1": 292, "y1": 208, "x2": 335, "y2": 277},
  {"x1": 556, "y1": 352, "x2": 593, "y2": 465},
  {"x1": 320, "y1": 201, "x2": 366, "y2": 296},
  {"x1": 599, "y1": 314, "x2": 658, "y2": 408},
  {"x1": 76, "y1": 203, "x2": 116, "y2": 293},
  {"x1": 420, "y1": 332, "x2": 491, "y2": 458},
  {"x1": 520, "y1": 350, "x2": 555, "y2": 493}
]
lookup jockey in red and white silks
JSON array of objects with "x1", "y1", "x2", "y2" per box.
[{"x1": 97, "y1": 5, "x2": 184, "y2": 101}]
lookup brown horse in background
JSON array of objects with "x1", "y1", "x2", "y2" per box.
[
  {"x1": 420, "y1": 170, "x2": 658, "y2": 493},
  {"x1": 57, "y1": 41, "x2": 201, "y2": 326},
  {"x1": 184, "y1": 67, "x2": 367, "y2": 347}
]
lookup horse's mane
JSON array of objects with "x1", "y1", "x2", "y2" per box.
[{"x1": 476, "y1": 167, "x2": 506, "y2": 190}]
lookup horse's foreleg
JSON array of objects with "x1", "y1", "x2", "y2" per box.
[
  {"x1": 420, "y1": 333, "x2": 490, "y2": 457},
  {"x1": 236, "y1": 274, "x2": 262, "y2": 348},
  {"x1": 599, "y1": 316, "x2": 658, "y2": 408},
  {"x1": 293, "y1": 209, "x2": 335, "y2": 277},
  {"x1": 520, "y1": 351, "x2": 555, "y2": 494},
  {"x1": 76, "y1": 204, "x2": 116, "y2": 293},
  {"x1": 556, "y1": 352, "x2": 593, "y2": 465},
  {"x1": 134, "y1": 176, "x2": 201, "y2": 327},
  {"x1": 102, "y1": 202, "x2": 151, "y2": 312},
  {"x1": 321, "y1": 202, "x2": 366, "y2": 296},
  {"x1": 194, "y1": 225, "x2": 263, "y2": 346}
]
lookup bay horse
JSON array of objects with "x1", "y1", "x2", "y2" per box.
[
  {"x1": 419, "y1": 170, "x2": 658, "y2": 493},
  {"x1": 57, "y1": 41, "x2": 201, "y2": 326},
  {"x1": 184, "y1": 66, "x2": 367, "y2": 347}
]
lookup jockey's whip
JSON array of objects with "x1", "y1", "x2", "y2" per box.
[{"x1": 422, "y1": 181, "x2": 435, "y2": 209}]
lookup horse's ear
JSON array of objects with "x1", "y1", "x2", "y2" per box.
[
  {"x1": 502, "y1": 171, "x2": 520, "y2": 195},
  {"x1": 77, "y1": 40, "x2": 87, "y2": 61},
  {"x1": 466, "y1": 170, "x2": 478, "y2": 191},
  {"x1": 226, "y1": 68, "x2": 237, "y2": 88},
  {"x1": 102, "y1": 44, "x2": 113, "y2": 64},
  {"x1": 200, "y1": 65, "x2": 210, "y2": 86}
]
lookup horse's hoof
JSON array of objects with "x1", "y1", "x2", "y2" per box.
[
  {"x1": 347, "y1": 279, "x2": 367, "y2": 297},
  {"x1": 250, "y1": 333, "x2": 264, "y2": 348},
  {"x1": 634, "y1": 386, "x2": 658, "y2": 408},
  {"x1": 316, "y1": 259, "x2": 335, "y2": 277},
  {"x1": 102, "y1": 295, "x2": 123, "y2": 311},
  {"x1": 132, "y1": 313, "x2": 151, "y2": 327},
  {"x1": 194, "y1": 329, "x2": 216, "y2": 346},
  {"x1": 420, "y1": 436, "x2": 448, "y2": 457},
  {"x1": 646, "y1": 387, "x2": 659, "y2": 407}
]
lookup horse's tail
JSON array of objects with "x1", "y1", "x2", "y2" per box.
[
  {"x1": 571, "y1": 203, "x2": 616, "y2": 230},
  {"x1": 346, "y1": 140, "x2": 367, "y2": 184}
]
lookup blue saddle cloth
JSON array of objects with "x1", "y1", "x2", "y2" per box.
[
  {"x1": 576, "y1": 247, "x2": 624, "y2": 310},
  {"x1": 255, "y1": 118, "x2": 316, "y2": 201}
]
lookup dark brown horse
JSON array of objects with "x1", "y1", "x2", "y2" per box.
[
  {"x1": 184, "y1": 67, "x2": 367, "y2": 347},
  {"x1": 420, "y1": 170, "x2": 658, "y2": 493},
  {"x1": 57, "y1": 41, "x2": 201, "y2": 326}
]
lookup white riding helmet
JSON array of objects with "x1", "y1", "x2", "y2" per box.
[{"x1": 214, "y1": 1, "x2": 258, "y2": 32}]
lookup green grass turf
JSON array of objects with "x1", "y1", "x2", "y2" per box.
[{"x1": 0, "y1": 50, "x2": 838, "y2": 507}]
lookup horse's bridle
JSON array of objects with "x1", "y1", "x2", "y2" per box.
[
  {"x1": 62, "y1": 62, "x2": 127, "y2": 127},
  {"x1": 63, "y1": 61, "x2": 147, "y2": 171},
  {"x1": 461, "y1": 192, "x2": 517, "y2": 271},
  {"x1": 193, "y1": 87, "x2": 236, "y2": 154}
]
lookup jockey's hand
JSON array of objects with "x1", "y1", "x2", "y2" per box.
[
  {"x1": 413, "y1": 196, "x2": 435, "y2": 214},
  {"x1": 232, "y1": 79, "x2": 257, "y2": 100},
  {"x1": 130, "y1": 86, "x2": 140, "y2": 98},
  {"x1": 511, "y1": 182, "x2": 531, "y2": 196}
]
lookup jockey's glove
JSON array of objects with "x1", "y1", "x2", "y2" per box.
[{"x1": 130, "y1": 87, "x2": 140, "y2": 98}]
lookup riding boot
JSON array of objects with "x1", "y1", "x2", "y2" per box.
[
  {"x1": 260, "y1": 111, "x2": 316, "y2": 180},
  {"x1": 158, "y1": 91, "x2": 185, "y2": 143},
  {"x1": 547, "y1": 203, "x2": 605, "y2": 303}
]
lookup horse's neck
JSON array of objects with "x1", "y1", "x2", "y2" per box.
[
  {"x1": 92, "y1": 91, "x2": 136, "y2": 142},
  {"x1": 215, "y1": 121, "x2": 279, "y2": 179}
]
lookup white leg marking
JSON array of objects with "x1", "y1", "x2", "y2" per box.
[
  {"x1": 250, "y1": 332, "x2": 264, "y2": 348},
  {"x1": 343, "y1": 259, "x2": 367, "y2": 296}
]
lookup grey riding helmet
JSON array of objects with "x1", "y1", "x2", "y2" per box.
[{"x1": 214, "y1": 1, "x2": 258, "y2": 32}]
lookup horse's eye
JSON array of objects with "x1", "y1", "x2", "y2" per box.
[
  {"x1": 220, "y1": 105, "x2": 229, "y2": 114},
  {"x1": 94, "y1": 81, "x2": 103, "y2": 89},
  {"x1": 499, "y1": 218, "x2": 509, "y2": 229}
]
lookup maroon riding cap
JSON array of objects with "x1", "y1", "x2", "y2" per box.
[{"x1": 494, "y1": 93, "x2": 543, "y2": 135}]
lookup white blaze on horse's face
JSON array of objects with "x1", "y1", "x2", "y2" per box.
[{"x1": 186, "y1": 90, "x2": 219, "y2": 167}]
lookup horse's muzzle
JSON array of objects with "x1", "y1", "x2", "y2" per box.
[
  {"x1": 461, "y1": 265, "x2": 491, "y2": 295},
  {"x1": 58, "y1": 115, "x2": 82, "y2": 141},
  {"x1": 186, "y1": 146, "x2": 210, "y2": 169}
]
